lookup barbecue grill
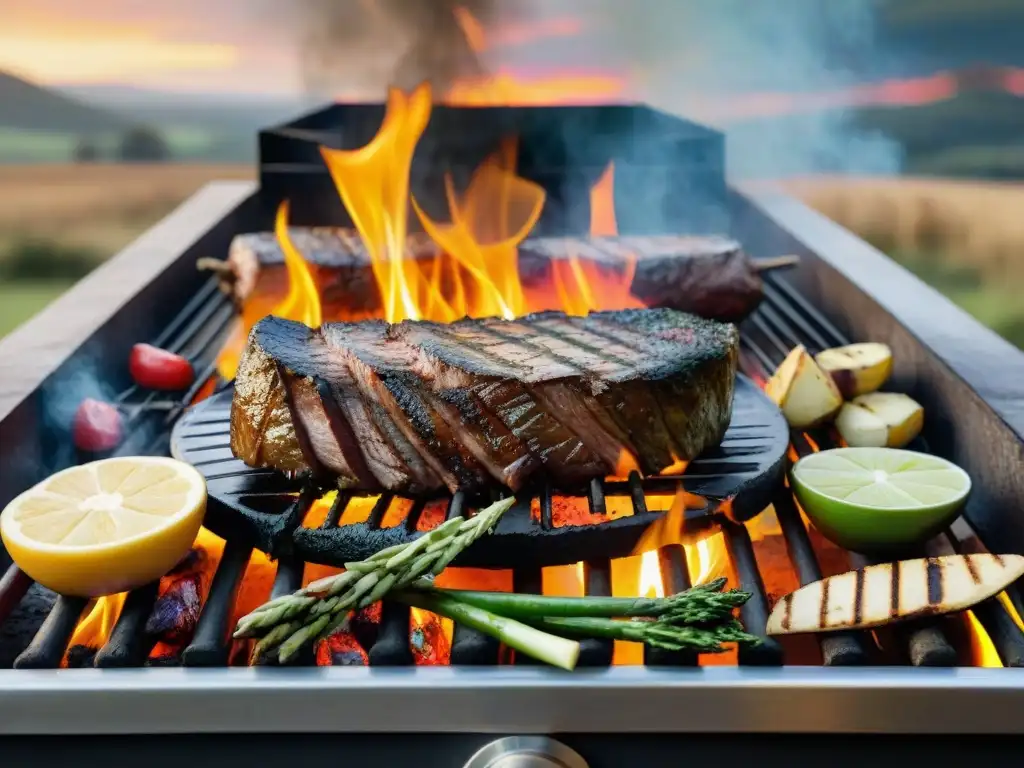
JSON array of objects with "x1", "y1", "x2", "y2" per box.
[{"x1": 1, "y1": 100, "x2": 1023, "y2": 761}]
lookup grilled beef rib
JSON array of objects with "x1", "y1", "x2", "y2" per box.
[
  {"x1": 231, "y1": 309, "x2": 739, "y2": 493},
  {"x1": 211, "y1": 230, "x2": 767, "y2": 323}
]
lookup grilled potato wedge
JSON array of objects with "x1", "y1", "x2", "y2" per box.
[
  {"x1": 836, "y1": 392, "x2": 924, "y2": 449},
  {"x1": 766, "y1": 554, "x2": 1024, "y2": 635},
  {"x1": 765, "y1": 345, "x2": 843, "y2": 428},
  {"x1": 815, "y1": 342, "x2": 893, "y2": 398}
]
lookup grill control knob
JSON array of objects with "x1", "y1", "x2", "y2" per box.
[{"x1": 462, "y1": 736, "x2": 588, "y2": 768}]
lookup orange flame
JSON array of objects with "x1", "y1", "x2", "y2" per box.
[
  {"x1": 321, "y1": 83, "x2": 433, "y2": 323},
  {"x1": 314, "y1": 82, "x2": 639, "y2": 327},
  {"x1": 274, "y1": 201, "x2": 323, "y2": 329},
  {"x1": 217, "y1": 201, "x2": 324, "y2": 379},
  {"x1": 411, "y1": 137, "x2": 545, "y2": 321},
  {"x1": 67, "y1": 593, "x2": 128, "y2": 653}
]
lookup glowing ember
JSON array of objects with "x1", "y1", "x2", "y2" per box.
[{"x1": 638, "y1": 552, "x2": 664, "y2": 598}]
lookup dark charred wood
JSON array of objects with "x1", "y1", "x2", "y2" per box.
[{"x1": 145, "y1": 574, "x2": 202, "y2": 643}]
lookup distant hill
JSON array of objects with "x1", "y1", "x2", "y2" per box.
[
  {"x1": 58, "y1": 84, "x2": 318, "y2": 132},
  {"x1": 0, "y1": 71, "x2": 128, "y2": 133}
]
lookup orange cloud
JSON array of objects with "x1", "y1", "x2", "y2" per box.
[{"x1": 0, "y1": 34, "x2": 239, "y2": 84}]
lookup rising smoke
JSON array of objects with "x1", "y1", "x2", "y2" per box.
[
  {"x1": 274, "y1": 0, "x2": 900, "y2": 177},
  {"x1": 507, "y1": 0, "x2": 902, "y2": 177},
  {"x1": 281, "y1": 0, "x2": 497, "y2": 95}
]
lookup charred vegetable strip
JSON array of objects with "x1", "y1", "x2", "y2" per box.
[
  {"x1": 526, "y1": 616, "x2": 761, "y2": 654},
  {"x1": 395, "y1": 591, "x2": 581, "y2": 671},
  {"x1": 413, "y1": 577, "x2": 750, "y2": 624}
]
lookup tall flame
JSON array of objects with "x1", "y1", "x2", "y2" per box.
[
  {"x1": 274, "y1": 201, "x2": 323, "y2": 328},
  {"x1": 412, "y1": 137, "x2": 545, "y2": 321},
  {"x1": 321, "y1": 83, "x2": 433, "y2": 323}
]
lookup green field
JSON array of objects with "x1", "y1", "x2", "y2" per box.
[
  {"x1": 0, "y1": 126, "x2": 250, "y2": 164},
  {"x1": 0, "y1": 280, "x2": 72, "y2": 337}
]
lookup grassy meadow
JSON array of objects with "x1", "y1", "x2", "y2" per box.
[
  {"x1": 0, "y1": 163, "x2": 253, "y2": 336},
  {"x1": 785, "y1": 176, "x2": 1024, "y2": 346}
]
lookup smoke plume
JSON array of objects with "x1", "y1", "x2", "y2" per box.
[{"x1": 283, "y1": 0, "x2": 497, "y2": 96}]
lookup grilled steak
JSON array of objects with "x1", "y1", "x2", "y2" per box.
[
  {"x1": 206, "y1": 229, "x2": 783, "y2": 323},
  {"x1": 231, "y1": 308, "x2": 739, "y2": 493}
]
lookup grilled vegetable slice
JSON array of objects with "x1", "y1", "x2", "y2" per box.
[
  {"x1": 766, "y1": 554, "x2": 1024, "y2": 635},
  {"x1": 837, "y1": 392, "x2": 924, "y2": 449},
  {"x1": 764, "y1": 345, "x2": 843, "y2": 428},
  {"x1": 72, "y1": 399, "x2": 123, "y2": 452},
  {"x1": 815, "y1": 343, "x2": 893, "y2": 398},
  {"x1": 129, "y1": 344, "x2": 195, "y2": 391}
]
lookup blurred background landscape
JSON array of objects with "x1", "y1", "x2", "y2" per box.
[{"x1": 1, "y1": 0, "x2": 1022, "y2": 345}]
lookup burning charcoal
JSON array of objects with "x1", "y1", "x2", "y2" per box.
[
  {"x1": 0, "y1": 583, "x2": 57, "y2": 669},
  {"x1": 167, "y1": 547, "x2": 206, "y2": 577},
  {"x1": 349, "y1": 602, "x2": 381, "y2": 652},
  {"x1": 316, "y1": 632, "x2": 368, "y2": 667},
  {"x1": 145, "y1": 575, "x2": 201, "y2": 643},
  {"x1": 410, "y1": 611, "x2": 451, "y2": 666},
  {"x1": 64, "y1": 644, "x2": 97, "y2": 669}
]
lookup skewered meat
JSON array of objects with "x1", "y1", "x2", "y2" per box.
[
  {"x1": 231, "y1": 308, "x2": 739, "y2": 494},
  {"x1": 203, "y1": 229, "x2": 794, "y2": 323}
]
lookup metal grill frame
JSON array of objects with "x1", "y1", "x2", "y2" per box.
[{"x1": 0, "y1": 181, "x2": 1023, "y2": 734}]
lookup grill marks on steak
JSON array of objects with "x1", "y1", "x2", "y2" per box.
[
  {"x1": 412, "y1": 319, "x2": 612, "y2": 484},
  {"x1": 230, "y1": 309, "x2": 739, "y2": 493}
]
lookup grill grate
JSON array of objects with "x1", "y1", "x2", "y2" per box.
[
  {"x1": 172, "y1": 375, "x2": 788, "y2": 570},
  {"x1": 2, "y1": 270, "x2": 1023, "y2": 671}
]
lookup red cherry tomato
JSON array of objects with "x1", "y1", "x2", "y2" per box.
[
  {"x1": 73, "y1": 399, "x2": 123, "y2": 453},
  {"x1": 129, "y1": 344, "x2": 195, "y2": 391}
]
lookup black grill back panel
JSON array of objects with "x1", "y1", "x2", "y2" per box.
[{"x1": 259, "y1": 103, "x2": 728, "y2": 237}]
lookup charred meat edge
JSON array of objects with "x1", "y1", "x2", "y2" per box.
[{"x1": 231, "y1": 309, "x2": 739, "y2": 491}]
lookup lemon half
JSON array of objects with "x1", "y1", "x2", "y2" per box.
[{"x1": 0, "y1": 457, "x2": 206, "y2": 596}]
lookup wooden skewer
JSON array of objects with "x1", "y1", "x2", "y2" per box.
[
  {"x1": 196, "y1": 257, "x2": 237, "y2": 280},
  {"x1": 752, "y1": 254, "x2": 800, "y2": 272}
]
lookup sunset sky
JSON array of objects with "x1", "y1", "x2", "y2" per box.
[{"x1": 0, "y1": 1, "x2": 303, "y2": 94}]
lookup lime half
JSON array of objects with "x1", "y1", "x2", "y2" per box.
[{"x1": 790, "y1": 447, "x2": 971, "y2": 553}]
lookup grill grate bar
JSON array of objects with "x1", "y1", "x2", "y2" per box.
[
  {"x1": 6, "y1": 258, "x2": 1019, "y2": 673},
  {"x1": 721, "y1": 520, "x2": 784, "y2": 666},
  {"x1": 364, "y1": 495, "x2": 413, "y2": 667},
  {"x1": 12, "y1": 596, "x2": 88, "y2": 669},
  {"x1": 94, "y1": 581, "x2": 161, "y2": 668},
  {"x1": 449, "y1": 491, "x2": 501, "y2": 664},
  {"x1": 0, "y1": 566, "x2": 32, "y2": 628},
  {"x1": 644, "y1": 545, "x2": 698, "y2": 667},
  {"x1": 577, "y1": 480, "x2": 614, "y2": 667},
  {"x1": 181, "y1": 537, "x2": 253, "y2": 667},
  {"x1": 771, "y1": 488, "x2": 873, "y2": 666},
  {"x1": 747, "y1": 287, "x2": 964, "y2": 667}
]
